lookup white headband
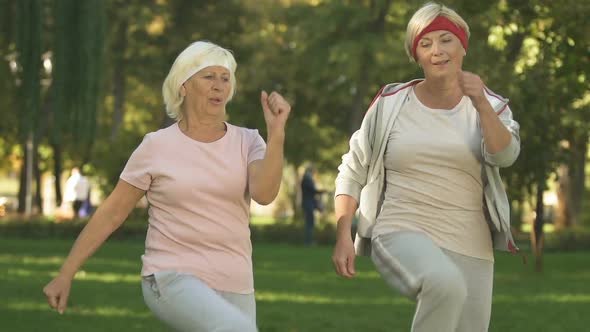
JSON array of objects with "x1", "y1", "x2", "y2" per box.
[{"x1": 178, "y1": 60, "x2": 232, "y2": 89}]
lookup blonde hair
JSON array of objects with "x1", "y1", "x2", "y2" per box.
[
  {"x1": 404, "y1": 2, "x2": 470, "y2": 62},
  {"x1": 162, "y1": 41, "x2": 237, "y2": 120}
]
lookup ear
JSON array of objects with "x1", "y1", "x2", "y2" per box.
[{"x1": 180, "y1": 84, "x2": 187, "y2": 97}]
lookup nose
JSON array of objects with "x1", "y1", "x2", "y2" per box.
[
  {"x1": 432, "y1": 41, "x2": 443, "y2": 56},
  {"x1": 212, "y1": 78, "x2": 223, "y2": 91}
]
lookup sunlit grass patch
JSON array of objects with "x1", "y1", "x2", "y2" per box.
[
  {"x1": 0, "y1": 254, "x2": 65, "y2": 266},
  {"x1": 2, "y1": 300, "x2": 152, "y2": 318},
  {"x1": 256, "y1": 290, "x2": 412, "y2": 305},
  {"x1": 494, "y1": 293, "x2": 590, "y2": 304},
  {"x1": 71, "y1": 270, "x2": 140, "y2": 283}
]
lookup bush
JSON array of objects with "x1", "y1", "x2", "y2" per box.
[
  {"x1": 9, "y1": 217, "x2": 588, "y2": 251},
  {"x1": 0, "y1": 216, "x2": 339, "y2": 245},
  {"x1": 0, "y1": 216, "x2": 148, "y2": 241},
  {"x1": 544, "y1": 227, "x2": 590, "y2": 251},
  {"x1": 250, "y1": 219, "x2": 337, "y2": 245},
  {"x1": 512, "y1": 227, "x2": 590, "y2": 252}
]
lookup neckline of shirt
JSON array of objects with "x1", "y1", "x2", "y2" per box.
[
  {"x1": 410, "y1": 87, "x2": 467, "y2": 115},
  {"x1": 174, "y1": 121, "x2": 232, "y2": 145}
]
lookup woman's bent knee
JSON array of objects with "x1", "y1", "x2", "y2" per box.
[{"x1": 422, "y1": 268, "x2": 467, "y2": 305}]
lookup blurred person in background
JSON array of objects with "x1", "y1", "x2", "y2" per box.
[
  {"x1": 301, "y1": 165, "x2": 326, "y2": 246},
  {"x1": 63, "y1": 167, "x2": 90, "y2": 218}
]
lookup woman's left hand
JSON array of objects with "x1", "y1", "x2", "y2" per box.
[
  {"x1": 458, "y1": 71, "x2": 488, "y2": 109},
  {"x1": 261, "y1": 91, "x2": 291, "y2": 134}
]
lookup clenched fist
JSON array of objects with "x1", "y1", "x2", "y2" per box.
[
  {"x1": 458, "y1": 71, "x2": 489, "y2": 109},
  {"x1": 43, "y1": 275, "x2": 73, "y2": 314},
  {"x1": 260, "y1": 91, "x2": 291, "y2": 135}
]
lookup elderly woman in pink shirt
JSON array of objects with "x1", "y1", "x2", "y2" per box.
[{"x1": 43, "y1": 41, "x2": 291, "y2": 332}]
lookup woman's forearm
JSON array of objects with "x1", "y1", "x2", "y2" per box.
[
  {"x1": 58, "y1": 181, "x2": 144, "y2": 279},
  {"x1": 335, "y1": 194, "x2": 359, "y2": 238},
  {"x1": 58, "y1": 205, "x2": 124, "y2": 278},
  {"x1": 475, "y1": 101, "x2": 512, "y2": 154},
  {"x1": 250, "y1": 131, "x2": 285, "y2": 205}
]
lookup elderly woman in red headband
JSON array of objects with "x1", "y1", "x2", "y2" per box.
[{"x1": 332, "y1": 2, "x2": 520, "y2": 331}]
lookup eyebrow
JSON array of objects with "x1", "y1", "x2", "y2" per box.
[
  {"x1": 419, "y1": 32, "x2": 452, "y2": 41},
  {"x1": 201, "y1": 71, "x2": 230, "y2": 76}
]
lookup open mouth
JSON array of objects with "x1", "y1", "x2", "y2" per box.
[{"x1": 433, "y1": 60, "x2": 450, "y2": 65}]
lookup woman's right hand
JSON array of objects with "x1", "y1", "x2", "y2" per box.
[
  {"x1": 260, "y1": 90, "x2": 291, "y2": 135},
  {"x1": 332, "y1": 234, "x2": 356, "y2": 278},
  {"x1": 43, "y1": 274, "x2": 73, "y2": 314},
  {"x1": 41, "y1": 180, "x2": 146, "y2": 315}
]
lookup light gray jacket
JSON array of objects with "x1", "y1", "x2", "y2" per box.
[{"x1": 335, "y1": 79, "x2": 521, "y2": 256}]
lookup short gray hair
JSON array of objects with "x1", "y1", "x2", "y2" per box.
[{"x1": 162, "y1": 41, "x2": 237, "y2": 120}]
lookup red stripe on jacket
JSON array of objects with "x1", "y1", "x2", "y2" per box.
[{"x1": 365, "y1": 81, "x2": 421, "y2": 116}]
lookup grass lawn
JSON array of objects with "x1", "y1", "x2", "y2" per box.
[{"x1": 1, "y1": 238, "x2": 589, "y2": 332}]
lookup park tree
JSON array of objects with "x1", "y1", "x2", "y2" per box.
[
  {"x1": 14, "y1": 0, "x2": 42, "y2": 214},
  {"x1": 485, "y1": 0, "x2": 590, "y2": 271},
  {"x1": 248, "y1": 0, "x2": 411, "y2": 215},
  {"x1": 0, "y1": 0, "x2": 106, "y2": 212},
  {"x1": 0, "y1": 0, "x2": 19, "y2": 171}
]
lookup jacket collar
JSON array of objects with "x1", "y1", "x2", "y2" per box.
[{"x1": 381, "y1": 79, "x2": 509, "y2": 113}]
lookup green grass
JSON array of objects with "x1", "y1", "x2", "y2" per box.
[{"x1": 1, "y1": 238, "x2": 589, "y2": 331}]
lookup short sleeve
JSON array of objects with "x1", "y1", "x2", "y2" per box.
[
  {"x1": 247, "y1": 129, "x2": 266, "y2": 164},
  {"x1": 120, "y1": 134, "x2": 154, "y2": 191}
]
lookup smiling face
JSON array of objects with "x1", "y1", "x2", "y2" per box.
[
  {"x1": 182, "y1": 65, "x2": 231, "y2": 118},
  {"x1": 415, "y1": 30, "x2": 466, "y2": 79}
]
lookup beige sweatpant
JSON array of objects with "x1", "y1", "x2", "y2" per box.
[
  {"x1": 371, "y1": 231, "x2": 494, "y2": 332},
  {"x1": 141, "y1": 270, "x2": 258, "y2": 332}
]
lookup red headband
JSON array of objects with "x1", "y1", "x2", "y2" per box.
[{"x1": 412, "y1": 16, "x2": 468, "y2": 60}]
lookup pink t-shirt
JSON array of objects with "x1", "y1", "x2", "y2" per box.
[{"x1": 120, "y1": 122, "x2": 266, "y2": 293}]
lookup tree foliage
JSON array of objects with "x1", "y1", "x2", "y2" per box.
[
  {"x1": 52, "y1": 0, "x2": 105, "y2": 158},
  {"x1": 0, "y1": 0, "x2": 588, "y2": 227}
]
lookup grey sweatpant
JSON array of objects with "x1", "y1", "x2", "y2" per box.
[
  {"x1": 371, "y1": 231, "x2": 493, "y2": 332},
  {"x1": 142, "y1": 270, "x2": 258, "y2": 332}
]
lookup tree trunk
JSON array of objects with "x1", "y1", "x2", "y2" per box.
[
  {"x1": 510, "y1": 199, "x2": 524, "y2": 233},
  {"x1": 15, "y1": 0, "x2": 41, "y2": 217},
  {"x1": 17, "y1": 145, "x2": 26, "y2": 214},
  {"x1": 555, "y1": 165, "x2": 570, "y2": 229},
  {"x1": 34, "y1": 141, "x2": 42, "y2": 214},
  {"x1": 569, "y1": 136, "x2": 587, "y2": 226},
  {"x1": 17, "y1": 135, "x2": 35, "y2": 215},
  {"x1": 110, "y1": 18, "x2": 128, "y2": 140},
  {"x1": 53, "y1": 143, "x2": 63, "y2": 207},
  {"x1": 291, "y1": 164, "x2": 302, "y2": 220},
  {"x1": 555, "y1": 135, "x2": 588, "y2": 229},
  {"x1": 531, "y1": 180, "x2": 545, "y2": 272}
]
